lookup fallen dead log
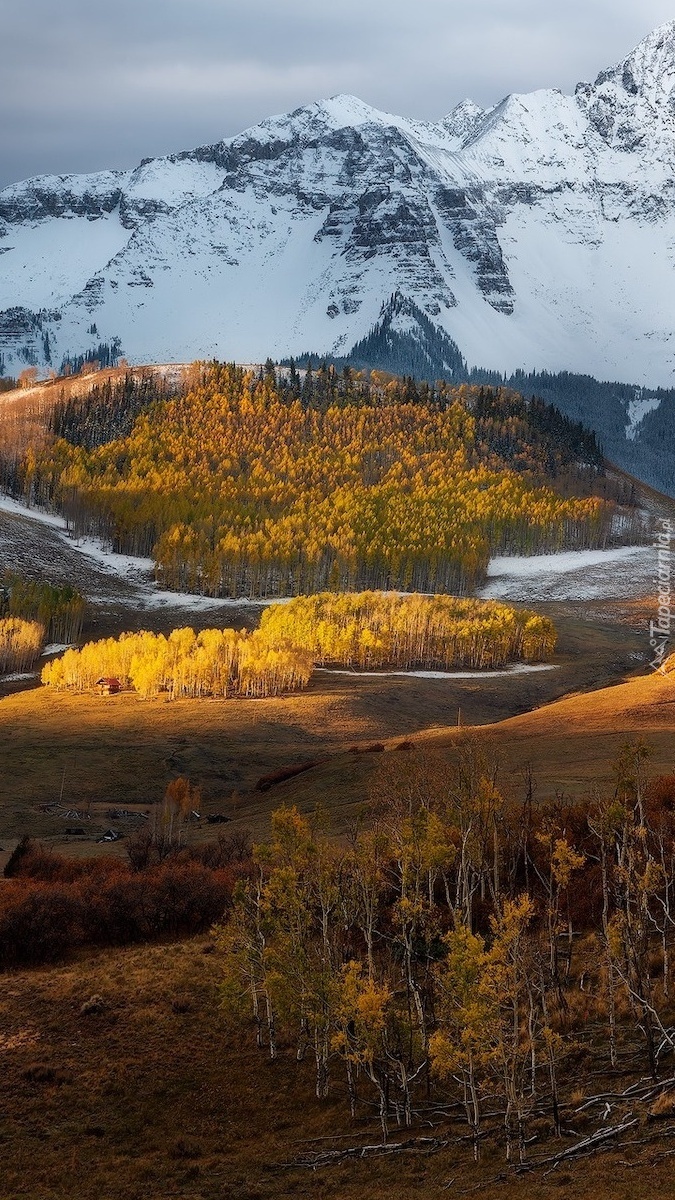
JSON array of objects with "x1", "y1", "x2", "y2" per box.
[
  {"x1": 574, "y1": 1075, "x2": 675, "y2": 1113},
  {"x1": 524, "y1": 1118, "x2": 639, "y2": 1176},
  {"x1": 278, "y1": 1136, "x2": 450, "y2": 1169}
]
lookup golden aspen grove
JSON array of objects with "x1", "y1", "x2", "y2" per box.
[
  {"x1": 260, "y1": 592, "x2": 557, "y2": 669},
  {"x1": 41, "y1": 627, "x2": 314, "y2": 699},
  {"x1": 0, "y1": 579, "x2": 86, "y2": 673},
  {"x1": 0, "y1": 617, "x2": 44, "y2": 674},
  {"x1": 40, "y1": 593, "x2": 556, "y2": 698},
  {"x1": 25, "y1": 364, "x2": 626, "y2": 600},
  {"x1": 2, "y1": 576, "x2": 85, "y2": 645}
]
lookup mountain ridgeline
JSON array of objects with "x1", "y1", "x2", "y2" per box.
[{"x1": 2, "y1": 23, "x2": 675, "y2": 496}]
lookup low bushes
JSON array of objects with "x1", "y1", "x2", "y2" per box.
[
  {"x1": 0, "y1": 836, "x2": 252, "y2": 970},
  {"x1": 255, "y1": 760, "x2": 325, "y2": 792}
]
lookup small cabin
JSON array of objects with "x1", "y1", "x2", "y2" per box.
[{"x1": 95, "y1": 677, "x2": 122, "y2": 695}]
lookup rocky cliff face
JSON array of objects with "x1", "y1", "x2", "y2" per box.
[{"x1": 1, "y1": 23, "x2": 674, "y2": 395}]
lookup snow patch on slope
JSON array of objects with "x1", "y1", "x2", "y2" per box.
[
  {"x1": 626, "y1": 391, "x2": 662, "y2": 438},
  {"x1": 0, "y1": 214, "x2": 130, "y2": 311},
  {"x1": 317, "y1": 664, "x2": 558, "y2": 680},
  {"x1": 480, "y1": 545, "x2": 655, "y2": 601}
]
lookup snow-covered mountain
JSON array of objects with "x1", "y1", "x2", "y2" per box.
[{"x1": 1, "y1": 22, "x2": 675, "y2": 390}]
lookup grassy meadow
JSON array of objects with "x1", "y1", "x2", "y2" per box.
[{"x1": 0, "y1": 598, "x2": 661, "y2": 864}]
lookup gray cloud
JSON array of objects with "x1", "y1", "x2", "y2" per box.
[{"x1": 0, "y1": 0, "x2": 672, "y2": 187}]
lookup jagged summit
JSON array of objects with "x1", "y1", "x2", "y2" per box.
[
  {"x1": 0, "y1": 22, "x2": 674, "y2": 402},
  {"x1": 440, "y1": 99, "x2": 485, "y2": 145},
  {"x1": 594, "y1": 21, "x2": 675, "y2": 102},
  {"x1": 575, "y1": 22, "x2": 675, "y2": 152}
]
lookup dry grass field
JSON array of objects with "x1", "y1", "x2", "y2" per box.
[
  {"x1": 0, "y1": 598, "x2": 671, "y2": 867},
  {"x1": 270, "y1": 665, "x2": 675, "y2": 829},
  {"x1": 0, "y1": 592, "x2": 658, "y2": 859},
  {"x1": 1, "y1": 936, "x2": 673, "y2": 1200}
]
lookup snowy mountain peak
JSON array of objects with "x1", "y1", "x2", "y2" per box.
[
  {"x1": 228, "y1": 93, "x2": 397, "y2": 149},
  {"x1": 1, "y1": 23, "x2": 675, "y2": 399},
  {"x1": 575, "y1": 22, "x2": 675, "y2": 151},
  {"x1": 595, "y1": 21, "x2": 675, "y2": 104},
  {"x1": 440, "y1": 99, "x2": 485, "y2": 144},
  {"x1": 316, "y1": 94, "x2": 387, "y2": 124}
]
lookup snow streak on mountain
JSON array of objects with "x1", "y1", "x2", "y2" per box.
[{"x1": 1, "y1": 23, "x2": 675, "y2": 390}]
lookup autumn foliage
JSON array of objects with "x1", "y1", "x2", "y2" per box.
[
  {"x1": 30, "y1": 364, "x2": 617, "y2": 598},
  {"x1": 3, "y1": 576, "x2": 85, "y2": 645},
  {"x1": 40, "y1": 593, "x2": 557, "y2": 698},
  {"x1": 218, "y1": 744, "x2": 675, "y2": 1159},
  {"x1": 0, "y1": 617, "x2": 44, "y2": 674},
  {"x1": 41, "y1": 626, "x2": 313, "y2": 698},
  {"x1": 261, "y1": 591, "x2": 557, "y2": 670}
]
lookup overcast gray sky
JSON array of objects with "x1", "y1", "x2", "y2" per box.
[{"x1": 1, "y1": 0, "x2": 673, "y2": 188}]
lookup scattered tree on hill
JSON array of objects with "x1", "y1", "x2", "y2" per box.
[
  {"x1": 217, "y1": 742, "x2": 675, "y2": 1159},
  {"x1": 18, "y1": 367, "x2": 38, "y2": 389}
]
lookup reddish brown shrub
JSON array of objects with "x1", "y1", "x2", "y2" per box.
[
  {"x1": 4, "y1": 837, "x2": 127, "y2": 884},
  {"x1": 255, "y1": 760, "x2": 324, "y2": 791},
  {"x1": 646, "y1": 775, "x2": 675, "y2": 821},
  {"x1": 0, "y1": 839, "x2": 241, "y2": 968},
  {"x1": 0, "y1": 882, "x2": 85, "y2": 967}
]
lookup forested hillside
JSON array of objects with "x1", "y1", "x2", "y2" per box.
[
  {"x1": 0, "y1": 577, "x2": 85, "y2": 671},
  {"x1": 295, "y1": 294, "x2": 675, "y2": 496},
  {"x1": 48, "y1": 368, "x2": 181, "y2": 450},
  {"x1": 24, "y1": 363, "x2": 636, "y2": 600}
]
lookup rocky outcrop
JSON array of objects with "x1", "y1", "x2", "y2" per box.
[{"x1": 0, "y1": 22, "x2": 674, "y2": 395}]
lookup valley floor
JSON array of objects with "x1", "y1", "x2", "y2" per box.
[
  {"x1": 0, "y1": 491, "x2": 671, "y2": 861},
  {"x1": 0, "y1": 602, "x2": 669, "y2": 866},
  {"x1": 1, "y1": 491, "x2": 674, "y2": 1197}
]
